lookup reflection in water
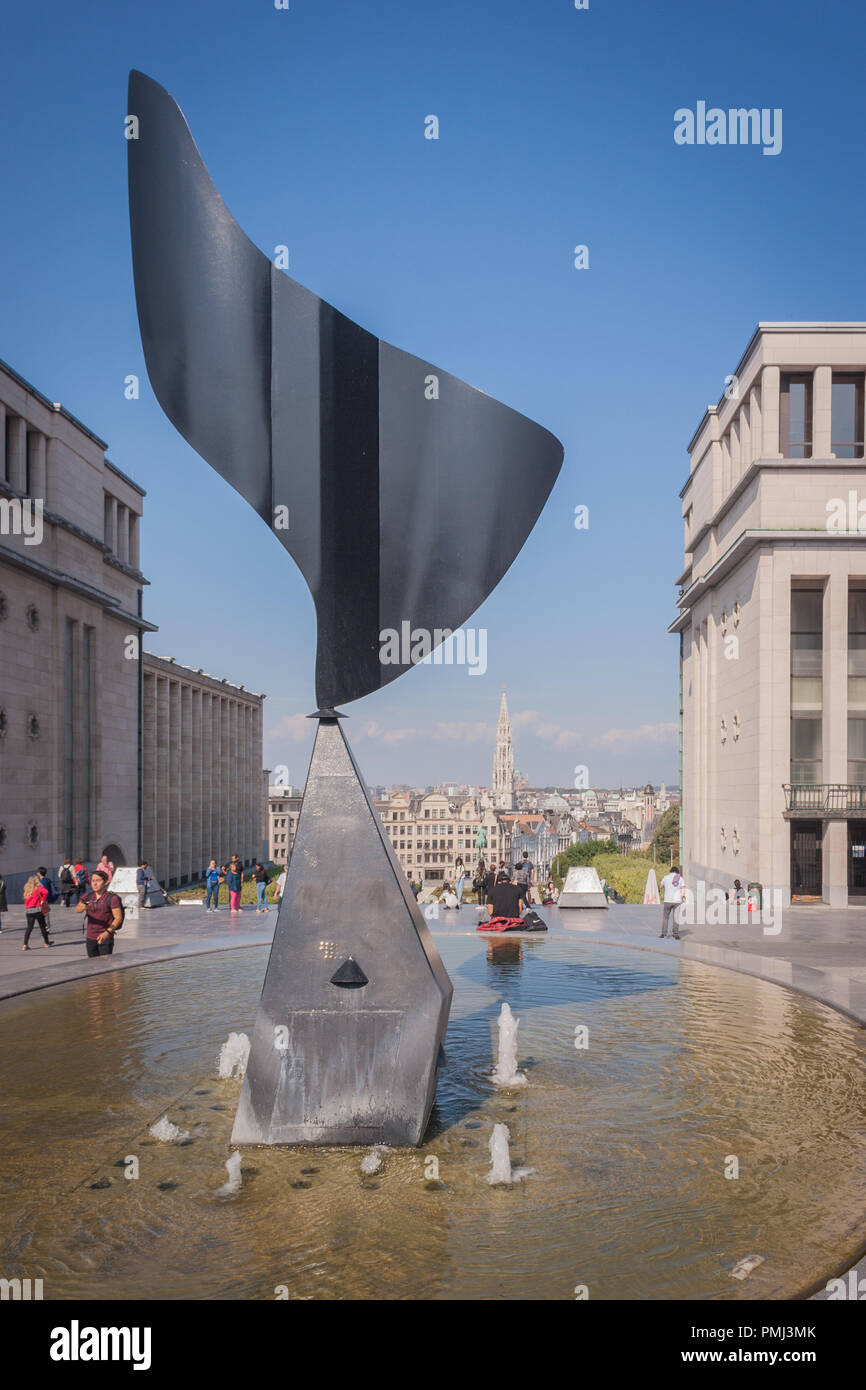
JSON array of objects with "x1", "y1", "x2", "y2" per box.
[{"x1": 0, "y1": 938, "x2": 864, "y2": 1300}]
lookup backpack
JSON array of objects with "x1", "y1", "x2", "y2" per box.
[
  {"x1": 88, "y1": 892, "x2": 124, "y2": 929},
  {"x1": 60, "y1": 865, "x2": 75, "y2": 884},
  {"x1": 516, "y1": 862, "x2": 531, "y2": 885},
  {"x1": 521, "y1": 909, "x2": 548, "y2": 932}
]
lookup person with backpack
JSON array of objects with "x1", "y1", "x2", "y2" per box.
[
  {"x1": 515, "y1": 853, "x2": 534, "y2": 903},
  {"x1": 38, "y1": 866, "x2": 59, "y2": 907},
  {"x1": 73, "y1": 860, "x2": 90, "y2": 907},
  {"x1": 22, "y1": 873, "x2": 53, "y2": 949},
  {"x1": 75, "y1": 869, "x2": 123, "y2": 957},
  {"x1": 58, "y1": 858, "x2": 76, "y2": 908}
]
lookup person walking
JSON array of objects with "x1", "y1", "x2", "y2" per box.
[
  {"x1": 222, "y1": 855, "x2": 244, "y2": 913},
  {"x1": 38, "y1": 866, "x2": 59, "y2": 908},
  {"x1": 204, "y1": 860, "x2": 221, "y2": 912},
  {"x1": 22, "y1": 873, "x2": 53, "y2": 950},
  {"x1": 136, "y1": 861, "x2": 151, "y2": 910},
  {"x1": 453, "y1": 857, "x2": 466, "y2": 905},
  {"x1": 252, "y1": 862, "x2": 269, "y2": 912},
  {"x1": 74, "y1": 859, "x2": 90, "y2": 907},
  {"x1": 76, "y1": 870, "x2": 123, "y2": 957},
  {"x1": 58, "y1": 858, "x2": 76, "y2": 908},
  {"x1": 0, "y1": 871, "x2": 7, "y2": 934},
  {"x1": 659, "y1": 865, "x2": 684, "y2": 940}
]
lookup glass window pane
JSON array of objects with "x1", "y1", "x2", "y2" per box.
[
  {"x1": 791, "y1": 760, "x2": 821, "y2": 784},
  {"x1": 850, "y1": 592, "x2": 866, "y2": 635},
  {"x1": 791, "y1": 590, "x2": 823, "y2": 632},
  {"x1": 791, "y1": 676, "x2": 823, "y2": 709},
  {"x1": 789, "y1": 382, "x2": 806, "y2": 441},
  {"x1": 832, "y1": 381, "x2": 857, "y2": 448},
  {"x1": 848, "y1": 718, "x2": 866, "y2": 761},
  {"x1": 792, "y1": 717, "x2": 822, "y2": 760}
]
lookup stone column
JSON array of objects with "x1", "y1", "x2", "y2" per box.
[
  {"x1": 823, "y1": 567, "x2": 848, "y2": 906},
  {"x1": 760, "y1": 365, "x2": 782, "y2": 458},
  {"x1": 129, "y1": 513, "x2": 140, "y2": 571},
  {"x1": 156, "y1": 677, "x2": 169, "y2": 885},
  {"x1": 181, "y1": 682, "x2": 192, "y2": 882},
  {"x1": 220, "y1": 696, "x2": 229, "y2": 860},
  {"x1": 729, "y1": 419, "x2": 740, "y2": 485},
  {"x1": 7, "y1": 414, "x2": 26, "y2": 491},
  {"x1": 117, "y1": 504, "x2": 129, "y2": 564},
  {"x1": 142, "y1": 671, "x2": 156, "y2": 871},
  {"x1": 813, "y1": 365, "x2": 833, "y2": 458},
  {"x1": 106, "y1": 496, "x2": 117, "y2": 553},
  {"x1": 739, "y1": 402, "x2": 751, "y2": 477},
  {"x1": 749, "y1": 386, "x2": 762, "y2": 466},
  {"x1": 191, "y1": 686, "x2": 202, "y2": 879},
  {"x1": 29, "y1": 432, "x2": 46, "y2": 498}
]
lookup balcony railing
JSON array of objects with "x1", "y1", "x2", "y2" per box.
[{"x1": 783, "y1": 783, "x2": 866, "y2": 817}]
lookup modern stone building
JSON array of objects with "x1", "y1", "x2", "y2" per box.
[
  {"x1": 0, "y1": 357, "x2": 153, "y2": 896},
  {"x1": 0, "y1": 356, "x2": 267, "y2": 898},
  {"x1": 671, "y1": 324, "x2": 866, "y2": 907},
  {"x1": 141, "y1": 654, "x2": 266, "y2": 888}
]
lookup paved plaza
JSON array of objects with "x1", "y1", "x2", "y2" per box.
[{"x1": 4, "y1": 896, "x2": 866, "y2": 1021}]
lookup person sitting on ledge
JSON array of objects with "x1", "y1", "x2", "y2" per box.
[
  {"x1": 441, "y1": 883, "x2": 459, "y2": 909},
  {"x1": 488, "y1": 866, "x2": 526, "y2": 921}
]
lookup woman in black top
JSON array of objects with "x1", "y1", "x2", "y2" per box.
[{"x1": 253, "y1": 861, "x2": 269, "y2": 912}]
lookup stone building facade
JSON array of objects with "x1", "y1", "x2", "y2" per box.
[
  {"x1": 141, "y1": 653, "x2": 265, "y2": 889},
  {"x1": 671, "y1": 323, "x2": 866, "y2": 907},
  {"x1": 375, "y1": 791, "x2": 512, "y2": 883},
  {"x1": 0, "y1": 357, "x2": 267, "y2": 898},
  {"x1": 268, "y1": 785, "x2": 303, "y2": 864},
  {"x1": 0, "y1": 357, "x2": 153, "y2": 897}
]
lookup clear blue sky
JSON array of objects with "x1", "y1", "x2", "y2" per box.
[{"x1": 2, "y1": 0, "x2": 864, "y2": 789}]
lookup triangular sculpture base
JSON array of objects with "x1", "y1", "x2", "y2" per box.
[{"x1": 232, "y1": 719, "x2": 453, "y2": 1146}]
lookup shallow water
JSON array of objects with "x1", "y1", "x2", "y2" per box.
[{"x1": 1, "y1": 936, "x2": 865, "y2": 1300}]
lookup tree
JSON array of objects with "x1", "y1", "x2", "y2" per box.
[
  {"x1": 552, "y1": 838, "x2": 618, "y2": 881},
  {"x1": 651, "y1": 805, "x2": 680, "y2": 860}
]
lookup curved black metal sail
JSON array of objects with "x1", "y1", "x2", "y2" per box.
[{"x1": 127, "y1": 70, "x2": 564, "y2": 709}]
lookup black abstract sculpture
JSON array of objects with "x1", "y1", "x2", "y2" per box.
[{"x1": 127, "y1": 71, "x2": 564, "y2": 1145}]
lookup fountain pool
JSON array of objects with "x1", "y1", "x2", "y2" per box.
[{"x1": 1, "y1": 936, "x2": 864, "y2": 1300}]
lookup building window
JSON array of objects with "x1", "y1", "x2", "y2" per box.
[
  {"x1": 780, "y1": 374, "x2": 812, "y2": 458},
  {"x1": 832, "y1": 374, "x2": 864, "y2": 458},
  {"x1": 791, "y1": 588, "x2": 823, "y2": 784}
]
